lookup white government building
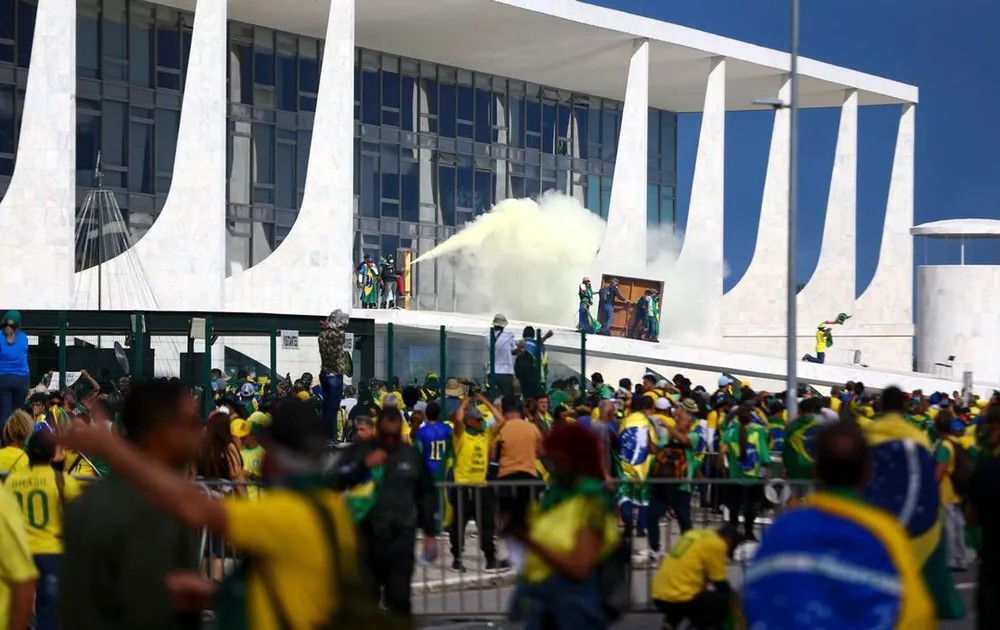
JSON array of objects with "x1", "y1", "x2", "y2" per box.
[{"x1": 0, "y1": 0, "x2": 991, "y2": 393}]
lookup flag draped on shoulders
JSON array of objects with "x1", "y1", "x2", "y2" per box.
[
  {"x1": 617, "y1": 412, "x2": 656, "y2": 481},
  {"x1": 742, "y1": 490, "x2": 934, "y2": 629}
]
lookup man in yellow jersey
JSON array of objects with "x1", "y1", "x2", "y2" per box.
[
  {"x1": 62, "y1": 396, "x2": 363, "y2": 630},
  {"x1": 448, "y1": 394, "x2": 500, "y2": 572},
  {"x1": 744, "y1": 420, "x2": 934, "y2": 628},
  {"x1": 239, "y1": 419, "x2": 265, "y2": 501},
  {"x1": 6, "y1": 430, "x2": 82, "y2": 630},
  {"x1": 0, "y1": 482, "x2": 37, "y2": 630},
  {"x1": 652, "y1": 524, "x2": 739, "y2": 629}
]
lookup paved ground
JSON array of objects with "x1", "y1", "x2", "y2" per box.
[{"x1": 414, "y1": 522, "x2": 980, "y2": 628}]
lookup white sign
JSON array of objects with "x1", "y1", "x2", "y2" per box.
[
  {"x1": 49, "y1": 371, "x2": 81, "y2": 390},
  {"x1": 345, "y1": 332, "x2": 355, "y2": 353},
  {"x1": 280, "y1": 329, "x2": 299, "y2": 350}
]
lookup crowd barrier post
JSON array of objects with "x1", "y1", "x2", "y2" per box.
[
  {"x1": 439, "y1": 325, "x2": 446, "y2": 410},
  {"x1": 58, "y1": 310, "x2": 67, "y2": 389},
  {"x1": 580, "y1": 329, "x2": 586, "y2": 387},
  {"x1": 534, "y1": 329, "x2": 543, "y2": 391},
  {"x1": 203, "y1": 314, "x2": 214, "y2": 415},
  {"x1": 489, "y1": 329, "x2": 496, "y2": 397},
  {"x1": 133, "y1": 312, "x2": 145, "y2": 380},
  {"x1": 268, "y1": 318, "x2": 277, "y2": 380},
  {"x1": 386, "y1": 322, "x2": 395, "y2": 387}
]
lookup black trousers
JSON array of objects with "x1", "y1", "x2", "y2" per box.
[
  {"x1": 494, "y1": 374, "x2": 514, "y2": 398},
  {"x1": 366, "y1": 532, "x2": 416, "y2": 616},
  {"x1": 497, "y1": 471, "x2": 538, "y2": 529},
  {"x1": 655, "y1": 590, "x2": 730, "y2": 629},
  {"x1": 726, "y1": 484, "x2": 762, "y2": 537},
  {"x1": 448, "y1": 486, "x2": 497, "y2": 561}
]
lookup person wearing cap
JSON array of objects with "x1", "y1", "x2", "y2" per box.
[
  {"x1": 651, "y1": 524, "x2": 739, "y2": 629},
  {"x1": 419, "y1": 373, "x2": 440, "y2": 402},
  {"x1": 647, "y1": 399, "x2": 704, "y2": 556},
  {"x1": 487, "y1": 314, "x2": 518, "y2": 398},
  {"x1": 239, "y1": 418, "x2": 265, "y2": 501},
  {"x1": 442, "y1": 377, "x2": 467, "y2": 420},
  {"x1": 330, "y1": 406, "x2": 437, "y2": 617},
  {"x1": 597, "y1": 278, "x2": 627, "y2": 335},
  {"x1": 318, "y1": 308, "x2": 355, "y2": 442},
  {"x1": 62, "y1": 396, "x2": 363, "y2": 629},
  {"x1": 448, "y1": 393, "x2": 502, "y2": 571},
  {"x1": 743, "y1": 421, "x2": 933, "y2": 629}
]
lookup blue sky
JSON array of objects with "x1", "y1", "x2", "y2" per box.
[{"x1": 591, "y1": 0, "x2": 1000, "y2": 292}]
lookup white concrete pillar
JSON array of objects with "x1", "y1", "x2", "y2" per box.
[
  {"x1": 798, "y1": 90, "x2": 857, "y2": 333},
  {"x1": 74, "y1": 0, "x2": 226, "y2": 311},
  {"x1": 855, "y1": 103, "x2": 915, "y2": 323},
  {"x1": 0, "y1": 0, "x2": 76, "y2": 308},
  {"x1": 675, "y1": 56, "x2": 726, "y2": 344},
  {"x1": 722, "y1": 75, "x2": 790, "y2": 333},
  {"x1": 225, "y1": 0, "x2": 355, "y2": 315},
  {"x1": 595, "y1": 38, "x2": 648, "y2": 276}
]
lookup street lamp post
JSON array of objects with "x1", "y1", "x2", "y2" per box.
[{"x1": 754, "y1": 0, "x2": 799, "y2": 419}]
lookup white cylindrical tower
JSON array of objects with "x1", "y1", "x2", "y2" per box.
[{"x1": 913, "y1": 219, "x2": 1000, "y2": 384}]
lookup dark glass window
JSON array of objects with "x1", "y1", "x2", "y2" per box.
[
  {"x1": 400, "y1": 157, "x2": 418, "y2": 222},
  {"x1": 438, "y1": 83, "x2": 455, "y2": 138},
  {"x1": 253, "y1": 123, "x2": 273, "y2": 185},
  {"x1": 360, "y1": 153, "x2": 378, "y2": 217},
  {"x1": 0, "y1": 85, "x2": 13, "y2": 155},
  {"x1": 253, "y1": 28, "x2": 274, "y2": 86},
  {"x1": 129, "y1": 120, "x2": 153, "y2": 193},
  {"x1": 101, "y1": 101, "x2": 127, "y2": 167},
  {"x1": 129, "y1": 4, "x2": 154, "y2": 87},
  {"x1": 660, "y1": 113, "x2": 676, "y2": 173},
  {"x1": 230, "y1": 41, "x2": 253, "y2": 104},
  {"x1": 401, "y1": 75, "x2": 416, "y2": 132},
  {"x1": 77, "y1": 3, "x2": 99, "y2": 78},
  {"x1": 456, "y1": 159, "x2": 472, "y2": 208},
  {"x1": 102, "y1": 0, "x2": 127, "y2": 80},
  {"x1": 361, "y1": 69, "x2": 379, "y2": 125},
  {"x1": 0, "y1": 0, "x2": 13, "y2": 63},
  {"x1": 275, "y1": 141, "x2": 294, "y2": 208},
  {"x1": 382, "y1": 69, "x2": 400, "y2": 126},
  {"x1": 16, "y1": 0, "x2": 35, "y2": 68},
  {"x1": 275, "y1": 33, "x2": 296, "y2": 112},
  {"x1": 473, "y1": 169, "x2": 492, "y2": 214},
  {"x1": 474, "y1": 88, "x2": 490, "y2": 143},
  {"x1": 438, "y1": 163, "x2": 455, "y2": 225},
  {"x1": 381, "y1": 143, "x2": 398, "y2": 201},
  {"x1": 156, "y1": 8, "x2": 181, "y2": 89},
  {"x1": 297, "y1": 129, "x2": 310, "y2": 193}
]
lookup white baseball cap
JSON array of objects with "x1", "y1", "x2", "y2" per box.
[{"x1": 654, "y1": 397, "x2": 672, "y2": 411}]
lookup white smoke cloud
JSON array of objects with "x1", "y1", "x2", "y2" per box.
[{"x1": 414, "y1": 192, "x2": 725, "y2": 339}]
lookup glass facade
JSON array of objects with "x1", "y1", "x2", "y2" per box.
[
  {"x1": 74, "y1": 0, "x2": 191, "y2": 247},
  {"x1": 0, "y1": 3, "x2": 678, "y2": 293}
]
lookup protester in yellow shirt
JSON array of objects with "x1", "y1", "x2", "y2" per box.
[
  {"x1": 448, "y1": 394, "x2": 501, "y2": 571},
  {"x1": 0, "y1": 410, "x2": 32, "y2": 474},
  {"x1": 0, "y1": 484, "x2": 37, "y2": 630},
  {"x1": 61, "y1": 399, "x2": 365, "y2": 630},
  {"x1": 652, "y1": 525, "x2": 739, "y2": 629},
  {"x1": 5, "y1": 430, "x2": 82, "y2": 630}
]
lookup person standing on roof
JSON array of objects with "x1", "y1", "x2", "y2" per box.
[
  {"x1": 597, "y1": 278, "x2": 627, "y2": 335},
  {"x1": 577, "y1": 277, "x2": 596, "y2": 333},
  {"x1": 318, "y1": 309, "x2": 351, "y2": 443},
  {"x1": 487, "y1": 314, "x2": 518, "y2": 398}
]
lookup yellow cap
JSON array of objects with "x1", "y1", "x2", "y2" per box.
[
  {"x1": 230, "y1": 419, "x2": 251, "y2": 438},
  {"x1": 247, "y1": 411, "x2": 271, "y2": 426},
  {"x1": 296, "y1": 391, "x2": 310, "y2": 401}
]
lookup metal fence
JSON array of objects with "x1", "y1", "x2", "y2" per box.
[{"x1": 186, "y1": 476, "x2": 814, "y2": 619}]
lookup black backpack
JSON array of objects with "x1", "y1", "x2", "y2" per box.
[{"x1": 947, "y1": 437, "x2": 975, "y2": 496}]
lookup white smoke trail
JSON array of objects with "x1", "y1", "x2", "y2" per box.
[{"x1": 415, "y1": 192, "x2": 725, "y2": 338}]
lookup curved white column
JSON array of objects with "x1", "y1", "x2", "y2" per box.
[
  {"x1": 675, "y1": 56, "x2": 725, "y2": 344},
  {"x1": 595, "y1": 38, "x2": 648, "y2": 277},
  {"x1": 0, "y1": 0, "x2": 75, "y2": 308},
  {"x1": 797, "y1": 89, "x2": 857, "y2": 348},
  {"x1": 722, "y1": 75, "x2": 790, "y2": 341},
  {"x1": 842, "y1": 103, "x2": 915, "y2": 371},
  {"x1": 225, "y1": 0, "x2": 355, "y2": 315},
  {"x1": 74, "y1": 0, "x2": 226, "y2": 310}
]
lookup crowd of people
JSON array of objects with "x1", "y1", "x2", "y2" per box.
[{"x1": 0, "y1": 308, "x2": 998, "y2": 629}]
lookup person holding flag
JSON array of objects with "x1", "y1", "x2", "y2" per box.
[
  {"x1": 577, "y1": 277, "x2": 598, "y2": 333},
  {"x1": 743, "y1": 420, "x2": 934, "y2": 628},
  {"x1": 358, "y1": 256, "x2": 380, "y2": 309},
  {"x1": 863, "y1": 386, "x2": 965, "y2": 620},
  {"x1": 802, "y1": 312, "x2": 850, "y2": 364}
]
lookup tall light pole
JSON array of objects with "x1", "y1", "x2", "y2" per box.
[
  {"x1": 753, "y1": 0, "x2": 799, "y2": 419},
  {"x1": 787, "y1": 0, "x2": 800, "y2": 420}
]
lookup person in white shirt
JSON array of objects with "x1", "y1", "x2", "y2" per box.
[{"x1": 487, "y1": 314, "x2": 518, "y2": 397}]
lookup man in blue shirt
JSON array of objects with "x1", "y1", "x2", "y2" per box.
[
  {"x1": 598, "y1": 278, "x2": 627, "y2": 335},
  {"x1": 413, "y1": 402, "x2": 453, "y2": 529}
]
